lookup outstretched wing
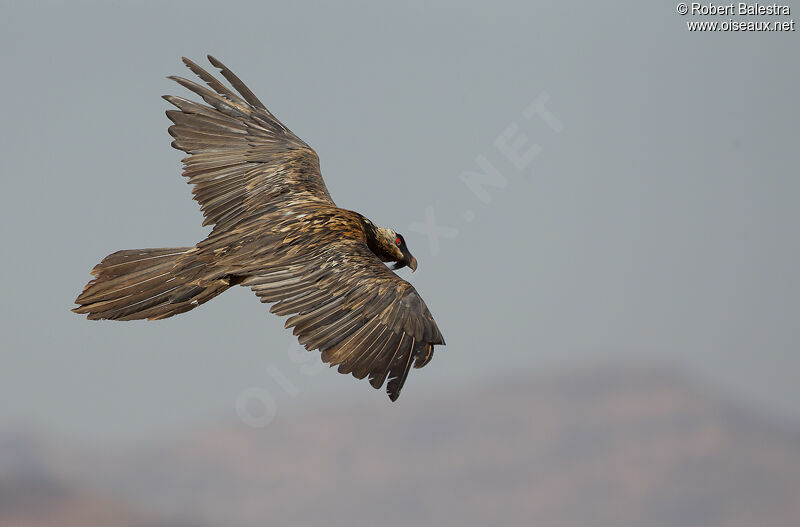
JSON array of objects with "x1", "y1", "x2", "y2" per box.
[
  {"x1": 165, "y1": 56, "x2": 445, "y2": 400},
  {"x1": 239, "y1": 238, "x2": 445, "y2": 401},
  {"x1": 164, "y1": 56, "x2": 333, "y2": 233}
]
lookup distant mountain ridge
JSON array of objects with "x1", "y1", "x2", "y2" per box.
[{"x1": 2, "y1": 365, "x2": 799, "y2": 527}]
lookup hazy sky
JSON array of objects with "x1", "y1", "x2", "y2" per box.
[{"x1": 1, "y1": 1, "x2": 798, "y2": 443}]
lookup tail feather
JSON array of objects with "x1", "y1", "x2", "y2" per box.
[{"x1": 73, "y1": 247, "x2": 229, "y2": 321}]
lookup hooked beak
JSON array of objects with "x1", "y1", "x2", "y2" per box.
[{"x1": 392, "y1": 254, "x2": 418, "y2": 272}]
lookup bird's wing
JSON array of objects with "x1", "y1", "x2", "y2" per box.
[
  {"x1": 239, "y1": 237, "x2": 445, "y2": 401},
  {"x1": 164, "y1": 56, "x2": 333, "y2": 233}
]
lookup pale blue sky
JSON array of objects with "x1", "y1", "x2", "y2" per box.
[{"x1": 1, "y1": 1, "x2": 798, "y2": 443}]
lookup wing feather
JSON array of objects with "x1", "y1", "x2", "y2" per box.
[
  {"x1": 164, "y1": 57, "x2": 333, "y2": 231},
  {"x1": 207, "y1": 55, "x2": 268, "y2": 110},
  {"x1": 242, "y1": 240, "x2": 444, "y2": 400}
]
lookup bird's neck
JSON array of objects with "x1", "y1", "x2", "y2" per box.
[{"x1": 359, "y1": 216, "x2": 396, "y2": 262}]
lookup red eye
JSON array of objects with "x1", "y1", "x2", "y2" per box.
[{"x1": 395, "y1": 237, "x2": 402, "y2": 245}]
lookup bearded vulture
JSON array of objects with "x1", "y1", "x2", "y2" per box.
[{"x1": 73, "y1": 56, "x2": 445, "y2": 401}]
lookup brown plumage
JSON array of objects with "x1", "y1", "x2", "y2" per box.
[{"x1": 73, "y1": 56, "x2": 444, "y2": 401}]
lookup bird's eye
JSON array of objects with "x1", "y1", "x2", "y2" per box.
[{"x1": 395, "y1": 237, "x2": 402, "y2": 246}]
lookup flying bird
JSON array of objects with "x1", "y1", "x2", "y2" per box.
[{"x1": 73, "y1": 56, "x2": 445, "y2": 401}]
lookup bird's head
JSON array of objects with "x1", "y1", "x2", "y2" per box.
[{"x1": 375, "y1": 227, "x2": 418, "y2": 272}]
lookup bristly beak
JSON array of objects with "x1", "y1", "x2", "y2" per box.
[{"x1": 408, "y1": 255, "x2": 418, "y2": 272}]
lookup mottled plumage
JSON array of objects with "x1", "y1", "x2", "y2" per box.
[{"x1": 73, "y1": 56, "x2": 444, "y2": 401}]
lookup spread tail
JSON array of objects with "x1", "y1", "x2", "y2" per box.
[{"x1": 73, "y1": 247, "x2": 229, "y2": 321}]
